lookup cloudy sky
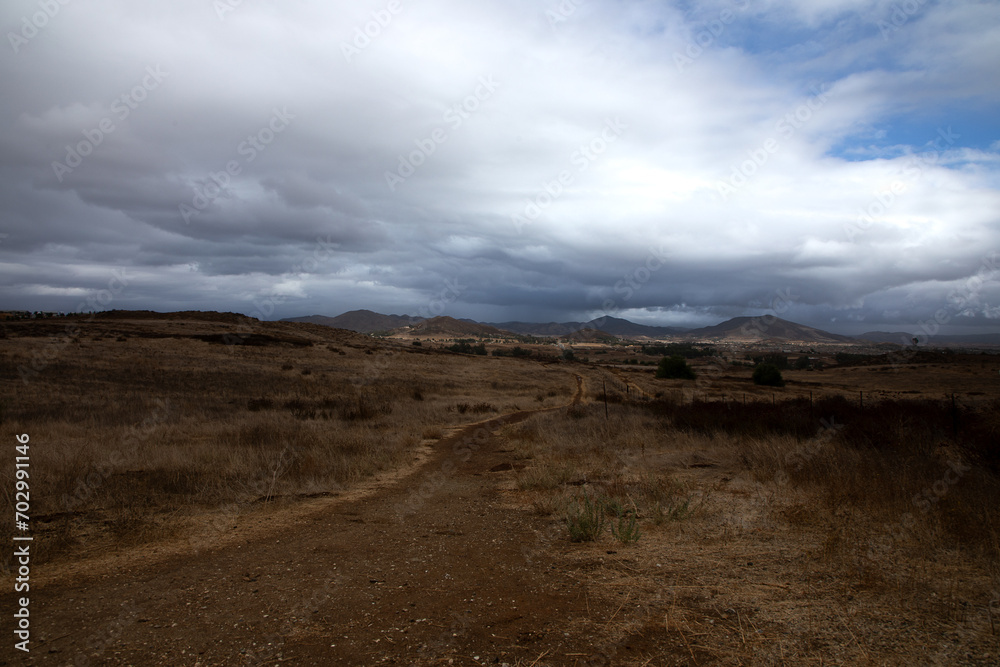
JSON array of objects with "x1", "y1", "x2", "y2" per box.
[{"x1": 2, "y1": 0, "x2": 999, "y2": 335}]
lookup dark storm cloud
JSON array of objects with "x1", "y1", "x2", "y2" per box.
[{"x1": 1, "y1": 0, "x2": 998, "y2": 333}]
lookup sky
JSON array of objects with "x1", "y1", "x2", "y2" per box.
[{"x1": 1, "y1": 0, "x2": 999, "y2": 336}]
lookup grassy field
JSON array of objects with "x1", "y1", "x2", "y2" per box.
[
  {"x1": 0, "y1": 313, "x2": 575, "y2": 565},
  {"x1": 502, "y1": 395, "x2": 1000, "y2": 663},
  {"x1": 1, "y1": 312, "x2": 998, "y2": 663}
]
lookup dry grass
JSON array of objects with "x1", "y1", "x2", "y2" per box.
[
  {"x1": 505, "y1": 394, "x2": 1000, "y2": 664},
  {"x1": 0, "y1": 315, "x2": 575, "y2": 566}
]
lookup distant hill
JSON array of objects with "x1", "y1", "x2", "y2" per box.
[
  {"x1": 685, "y1": 317, "x2": 855, "y2": 343},
  {"x1": 558, "y1": 328, "x2": 617, "y2": 343},
  {"x1": 859, "y1": 331, "x2": 1000, "y2": 346},
  {"x1": 288, "y1": 310, "x2": 1000, "y2": 346},
  {"x1": 488, "y1": 321, "x2": 579, "y2": 336},
  {"x1": 284, "y1": 310, "x2": 420, "y2": 333},
  {"x1": 91, "y1": 309, "x2": 255, "y2": 325},
  {"x1": 487, "y1": 316, "x2": 688, "y2": 338},
  {"x1": 408, "y1": 316, "x2": 509, "y2": 337}
]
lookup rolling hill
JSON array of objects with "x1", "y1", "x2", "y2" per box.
[
  {"x1": 684, "y1": 317, "x2": 855, "y2": 343},
  {"x1": 407, "y1": 316, "x2": 509, "y2": 337},
  {"x1": 284, "y1": 310, "x2": 420, "y2": 333},
  {"x1": 487, "y1": 316, "x2": 688, "y2": 338},
  {"x1": 284, "y1": 310, "x2": 1000, "y2": 346}
]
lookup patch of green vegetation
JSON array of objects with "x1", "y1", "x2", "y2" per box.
[
  {"x1": 565, "y1": 492, "x2": 607, "y2": 542},
  {"x1": 610, "y1": 510, "x2": 641, "y2": 545},
  {"x1": 752, "y1": 363, "x2": 785, "y2": 387},
  {"x1": 656, "y1": 355, "x2": 696, "y2": 380}
]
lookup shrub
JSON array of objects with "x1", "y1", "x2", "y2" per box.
[
  {"x1": 611, "y1": 511, "x2": 641, "y2": 545},
  {"x1": 656, "y1": 355, "x2": 696, "y2": 380},
  {"x1": 566, "y1": 492, "x2": 606, "y2": 542},
  {"x1": 752, "y1": 363, "x2": 785, "y2": 387}
]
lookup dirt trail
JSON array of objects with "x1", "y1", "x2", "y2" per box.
[{"x1": 4, "y1": 372, "x2": 629, "y2": 666}]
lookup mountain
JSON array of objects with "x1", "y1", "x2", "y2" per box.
[
  {"x1": 558, "y1": 328, "x2": 618, "y2": 343},
  {"x1": 684, "y1": 317, "x2": 855, "y2": 343},
  {"x1": 487, "y1": 316, "x2": 688, "y2": 338},
  {"x1": 283, "y1": 310, "x2": 420, "y2": 333},
  {"x1": 408, "y1": 316, "x2": 508, "y2": 337},
  {"x1": 592, "y1": 317, "x2": 690, "y2": 338},
  {"x1": 859, "y1": 331, "x2": 1000, "y2": 346},
  {"x1": 487, "y1": 321, "x2": 580, "y2": 336}
]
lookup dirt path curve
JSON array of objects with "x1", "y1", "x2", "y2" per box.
[{"x1": 5, "y1": 372, "x2": 630, "y2": 666}]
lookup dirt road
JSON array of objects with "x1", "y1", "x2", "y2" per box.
[{"x1": 5, "y1": 374, "x2": 641, "y2": 666}]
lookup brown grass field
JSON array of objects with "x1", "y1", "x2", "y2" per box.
[{"x1": 1, "y1": 312, "x2": 999, "y2": 665}]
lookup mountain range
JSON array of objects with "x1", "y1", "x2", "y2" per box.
[{"x1": 282, "y1": 310, "x2": 1000, "y2": 346}]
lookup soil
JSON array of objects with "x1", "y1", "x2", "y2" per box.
[
  {"x1": 5, "y1": 371, "x2": 998, "y2": 666},
  {"x1": 3, "y1": 377, "x2": 648, "y2": 666}
]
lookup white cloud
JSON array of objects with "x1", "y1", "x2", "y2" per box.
[{"x1": 0, "y1": 0, "x2": 998, "y2": 333}]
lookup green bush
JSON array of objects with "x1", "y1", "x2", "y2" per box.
[
  {"x1": 752, "y1": 363, "x2": 785, "y2": 387},
  {"x1": 566, "y1": 492, "x2": 606, "y2": 542},
  {"x1": 610, "y1": 510, "x2": 641, "y2": 545},
  {"x1": 656, "y1": 355, "x2": 696, "y2": 380}
]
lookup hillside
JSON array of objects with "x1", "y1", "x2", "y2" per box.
[
  {"x1": 407, "y1": 316, "x2": 509, "y2": 337},
  {"x1": 558, "y1": 328, "x2": 618, "y2": 343},
  {"x1": 284, "y1": 310, "x2": 420, "y2": 333},
  {"x1": 488, "y1": 316, "x2": 687, "y2": 338},
  {"x1": 685, "y1": 316, "x2": 855, "y2": 343}
]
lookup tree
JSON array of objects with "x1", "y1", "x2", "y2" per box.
[
  {"x1": 656, "y1": 355, "x2": 696, "y2": 380},
  {"x1": 752, "y1": 363, "x2": 785, "y2": 387}
]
